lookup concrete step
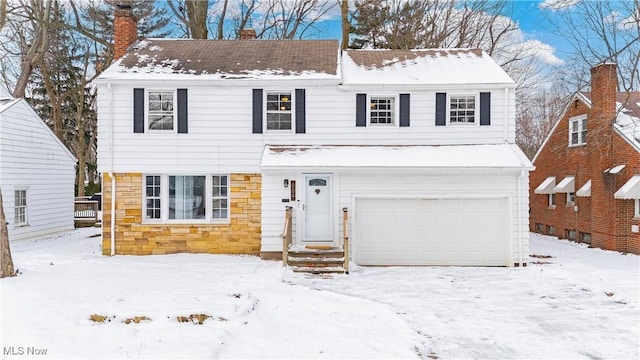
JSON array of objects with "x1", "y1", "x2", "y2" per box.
[{"x1": 291, "y1": 266, "x2": 346, "y2": 274}]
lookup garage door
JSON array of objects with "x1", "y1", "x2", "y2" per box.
[{"x1": 355, "y1": 198, "x2": 509, "y2": 266}]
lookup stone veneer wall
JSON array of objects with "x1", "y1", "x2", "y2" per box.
[{"x1": 102, "y1": 173, "x2": 261, "y2": 255}]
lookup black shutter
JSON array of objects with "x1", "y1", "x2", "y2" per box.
[
  {"x1": 133, "y1": 88, "x2": 145, "y2": 133},
  {"x1": 356, "y1": 93, "x2": 367, "y2": 127},
  {"x1": 480, "y1": 92, "x2": 491, "y2": 126},
  {"x1": 399, "y1": 93, "x2": 410, "y2": 127},
  {"x1": 252, "y1": 89, "x2": 263, "y2": 134},
  {"x1": 435, "y1": 92, "x2": 446, "y2": 126},
  {"x1": 295, "y1": 89, "x2": 305, "y2": 134},
  {"x1": 177, "y1": 89, "x2": 188, "y2": 133}
]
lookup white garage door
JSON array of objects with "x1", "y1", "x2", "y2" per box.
[{"x1": 355, "y1": 198, "x2": 509, "y2": 266}]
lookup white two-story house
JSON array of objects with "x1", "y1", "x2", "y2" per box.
[{"x1": 95, "y1": 6, "x2": 532, "y2": 266}]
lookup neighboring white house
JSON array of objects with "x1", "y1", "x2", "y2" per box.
[
  {"x1": 0, "y1": 94, "x2": 77, "y2": 241},
  {"x1": 95, "y1": 26, "x2": 533, "y2": 266}
]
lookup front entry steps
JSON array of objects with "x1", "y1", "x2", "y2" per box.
[{"x1": 286, "y1": 247, "x2": 346, "y2": 274}]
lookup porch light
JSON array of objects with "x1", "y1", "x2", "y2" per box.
[{"x1": 283, "y1": 179, "x2": 289, "y2": 188}]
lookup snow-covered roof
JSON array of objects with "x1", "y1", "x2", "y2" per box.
[
  {"x1": 261, "y1": 144, "x2": 533, "y2": 170},
  {"x1": 533, "y1": 91, "x2": 640, "y2": 161},
  {"x1": 98, "y1": 39, "x2": 340, "y2": 81},
  {"x1": 342, "y1": 49, "x2": 515, "y2": 86},
  {"x1": 0, "y1": 97, "x2": 20, "y2": 113},
  {"x1": 97, "y1": 39, "x2": 515, "y2": 86},
  {"x1": 580, "y1": 91, "x2": 640, "y2": 152}
]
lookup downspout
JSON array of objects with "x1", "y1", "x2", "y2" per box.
[
  {"x1": 517, "y1": 165, "x2": 525, "y2": 267},
  {"x1": 504, "y1": 87, "x2": 509, "y2": 143},
  {"x1": 108, "y1": 82, "x2": 116, "y2": 256}
]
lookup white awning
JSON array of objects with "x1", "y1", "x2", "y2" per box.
[
  {"x1": 607, "y1": 164, "x2": 626, "y2": 174},
  {"x1": 576, "y1": 180, "x2": 591, "y2": 197},
  {"x1": 554, "y1": 176, "x2": 575, "y2": 193},
  {"x1": 534, "y1": 176, "x2": 556, "y2": 194},
  {"x1": 614, "y1": 175, "x2": 640, "y2": 199}
]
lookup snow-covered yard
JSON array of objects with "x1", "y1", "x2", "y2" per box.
[{"x1": 1, "y1": 229, "x2": 638, "y2": 359}]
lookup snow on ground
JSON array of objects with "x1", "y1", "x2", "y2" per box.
[{"x1": 1, "y1": 230, "x2": 638, "y2": 359}]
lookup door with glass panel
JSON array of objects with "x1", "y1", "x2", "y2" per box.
[{"x1": 302, "y1": 174, "x2": 332, "y2": 242}]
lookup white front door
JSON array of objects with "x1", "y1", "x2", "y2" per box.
[{"x1": 303, "y1": 174, "x2": 332, "y2": 242}]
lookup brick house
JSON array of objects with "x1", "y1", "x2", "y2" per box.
[
  {"x1": 95, "y1": 4, "x2": 533, "y2": 267},
  {"x1": 530, "y1": 63, "x2": 640, "y2": 254}
]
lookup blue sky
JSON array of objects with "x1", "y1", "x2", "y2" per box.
[{"x1": 309, "y1": 0, "x2": 578, "y2": 64}]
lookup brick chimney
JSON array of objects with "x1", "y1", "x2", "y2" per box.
[
  {"x1": 589, "y1": 62, "x2": 618, "y2": 252},
  {"x1": 590, "y1": 63, "x2": 618, "y2": 125},
  {"x1": 239, "y1": 28, "x2": 257, "y2": 40},
  {"x1": 114, "y1": 2, "x2": 137, "y2": 60}
]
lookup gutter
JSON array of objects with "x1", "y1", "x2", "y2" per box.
[{"x1": 108, "y1": 82, "x2": 116, "y2": 256}]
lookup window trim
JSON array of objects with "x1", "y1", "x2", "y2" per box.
[
  {"x1": 211, "y1": 175, "x2": 230, "y2": 220},
  {"x1": 566, "y1": 192, "x2": 576, "y2": 206},
  {"x1": 264, "y1": 90, "x2": 295, "y2": 133},
  {"x1": 142, "y1": 174, "x2": 231, "y2": 224},
  {"x1": 14, "y1": 188, "x2": 28, "y2": 227},
  {"x1": 146, "y1": 89, "x2": 177, "y2": 133},
  {"x1": 143, "y1": 175, "x2": 163, "y2": 222},
  {"x1": 368, "y1": 94, "x2": 398, "y2": 126},
  {"x1": 447, "y1": 93, "x2": 479, "y2": 126},
  {"x1": 568, "y1": 114, "x2": 587, "y2": 146}
]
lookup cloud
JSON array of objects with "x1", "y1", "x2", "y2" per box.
[
  {"x1": 618, "y1": 10, "x2": 639, "y2": 30},
  {"x1": 539, "y1": 0, "x2": 580, "y2": 11},
  {"x1": 524, "y1": 40, "x2": 564, "y2": 65}
]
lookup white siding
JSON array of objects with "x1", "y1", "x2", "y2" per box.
[
  {"x1": 261, "y1": 170, "x2": 529, "y2": 265},
  {"x1": 0, "y1": 100, "x2": 76, "y2": 241},
  {"x1": 97, "y1": 83, "x2": 516, "y2": 174}
]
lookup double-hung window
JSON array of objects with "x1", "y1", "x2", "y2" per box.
[
  {"x1": 212, "y1": 175, "x2": 228, "y2": 219},
  {"x1": 144, "y1": 175, "x2": 229, "y2": 222},
  {"x1": 548, "y1": 193, "x2": 556, "y2": 207},
  {"x1": 449, "y1": 95, "x2": 476, "y2": 124},
  {"x1": 14, "y1": 189, "x2": 27, "y2": 226},
  {"x1": 148, "y1": 90, "x2": 175, "y2": 131},
  {"x1": 266, "y1": 92, "x2": 292, "y2": 130},
  {"x1": 635, "y1": 199, "x2": 640, "y2": 218},
  {"x1": 569, "y1": 115, "x2": 587, "y2": 146},
  {"x1": 369, "y1": 96, "x2": 395, "y2": 125},
  {"x1": 145, "y1": 175, "x2": 162, "y2": 220}
]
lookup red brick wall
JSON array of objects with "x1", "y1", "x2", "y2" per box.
[
  {"x1": 530, "y1": 63, "x2": 640, "y2": 254},
  {"x1": 530, "y1": 97, "x2": 592, "y2": 242},
  {"x1": 114, "y1": 6, "x2": 137, "y2": 60}
]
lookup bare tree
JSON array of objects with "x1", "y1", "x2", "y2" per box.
[
  {"x1": 544, "y1": 0, "x2": 640, "y2": 92},
  {"x1": 341, "y1": 0, "x2": 348, "y2": 49},
  {"x1": 167, "y1": 0, "x2": 210, "y2": 39},
  {"x1": 0, "y1": 0, "x2": 7, "y2": 30},
  {"x1": 0, "y1": 190, "x2": 15, "y2": 278},
  {"x1": 217, "y1": 0, "x2": 229, "y2": 39},
  {"x1": 256, "y1": 0, "x2": 338, "y2": 39},
  {"x1": 11, "y1": 0, "x2": 52, "y2": 98},
  {"x1": 516, "y1": 86, "x2": 569, "y2": 159}
]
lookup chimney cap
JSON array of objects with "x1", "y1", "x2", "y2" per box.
[{"x1": 116, "y1": 3, "x2": 133, "y2": 10}]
